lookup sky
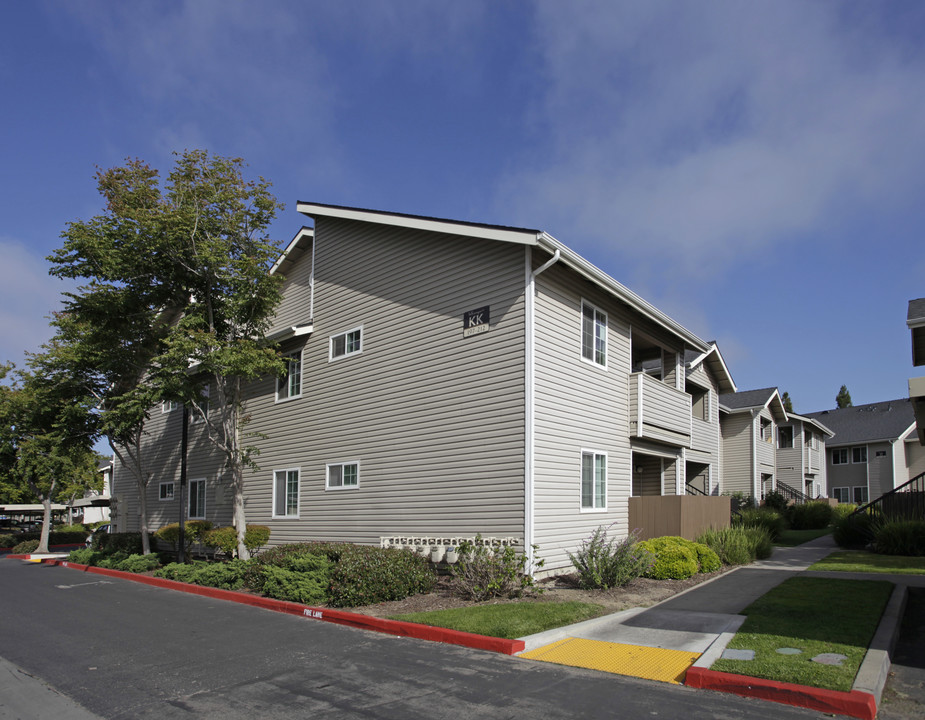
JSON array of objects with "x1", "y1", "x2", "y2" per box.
[{"x1": 2, "y1": 0, "x2": 925, "y2": 424}]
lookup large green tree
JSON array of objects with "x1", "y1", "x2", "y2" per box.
[
  {"x1": 48, "y1": 150, "x2": 285, "y2": 559},
  {"x1": 0, "y1": 362, "x2": 100, "y2": 553}
]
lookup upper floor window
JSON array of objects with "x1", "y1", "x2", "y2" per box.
[
  {"x1": 159, "y1": 482, "x2": 175, "y2": 501},
  {"x1": 778, "y1": 426, "x2": 794, "y2": 448},
  {"x1": 805, "y1": 430, "x2": 816, "y2": 449},
  {"x1": 581, "y1": 301, "x2": 607, "y2": 367},
  {"x1": 689, "y1": 385, "x2": 709, "y2": 421},
  {"x1": 190, "y1": 385, "x2": 209, "y2": 424},
  {"x1": 581, "y1": 450, "x2": 607, "y2": 510},
  {"x1": 852, "y1": 446, "x2": 867, "y2": 464},
  {"x1": 162, "y1": 400, "x2": 179, "y2": 413},
  {"x1": 330, "y1": 327, "x2": 362, "y2": 361},
  {"x1": 327, "y1": 461, "x2": 359, "y2": 490},
  {"x1": 276, "y1": 351, "x2": 302, "y2": 401},
  {"x1": 832, "y1": 448, "x2": 849, "y2": 465},
  {"x1": 760, "y1": 417, "x2": 773, "y2": 442}
]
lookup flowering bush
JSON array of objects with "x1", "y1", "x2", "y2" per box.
[
  {"x1": 568, "y1": 526, "x2": 654, "y2": 589},
  {"x1": 451, "y1": 535, "x2": 542, "y2": 601}
]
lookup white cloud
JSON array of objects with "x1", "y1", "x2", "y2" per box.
[
  {"x1": 0, "y1": 238, "x2": 74, "y2": 367},
  {"x1": 498, "y1": 1, "x2": 925, "y2": 275}
]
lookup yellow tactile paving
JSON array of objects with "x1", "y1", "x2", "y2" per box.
[{"x1": 520, "y1": 638, "x2": 701, "y2": 684}]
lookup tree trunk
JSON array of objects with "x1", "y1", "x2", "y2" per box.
[
  {"x1": 36, "y1": 496, "x2": 52, "y2": 554},
  {"x1": 232, "y1": 464, "x2": 249, "y2": 561}
]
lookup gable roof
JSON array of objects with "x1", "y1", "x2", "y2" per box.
[
  {"x1": 296, "y1": 202, "x2": 711, "y2": 354},
  {"x1": 719, "y1": 387, "x2": 788, "y2": 423},
  {"x1": 785, "y1": 412, "x2": 835, "y2": 438},
  {"x1": 804, "y1": 399, "x2": 916, "y2": 446},
  {"x1": 685, "y1": 343, "x2": 736, "y2": 394}
]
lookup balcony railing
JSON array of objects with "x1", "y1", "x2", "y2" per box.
[{"x1": 629, "y1": 372, "x2": 692, "y2": 448}]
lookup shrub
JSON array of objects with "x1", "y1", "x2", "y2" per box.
[
  {"x1": 66, "y1": 547, "x2": 104, "y2": 565},
  {"x1": 725, "y1": 491, "x2": 757, "y2": 512},
  {"x1": 202, "y1": 525, "x2": 272, "y2": 558},
  {"x1": 114, "y1": 553, "x2": 162, "y2": 573},
  {"x1": 96, "y1": 550, "x2": 130, "y2": 569},
  {"x1": 154, "y1": 560, "x2": 250, "y2": 590},
  {"x1": 568, "y1": 526, "x2": 655, "y2": 590},
  {"x1": 831, "y1": 503, "x2": 858, "y2": 522},
  {"x1": 330, "y1": 545, "x2": 438, "y2": 607},
  {"x1": 692, "y1": 542, "x2": 723, "y2": 573},
  {"x1": 0, "y1": 533, "x2": 17, "y2": 548},
  {"x1": 94, "y1": 532, "x2": 145, "y2": 555},
  {"x1": 698, "y1": 527, "x2": 752, "y2": 565},
  {"x1": 11, "y1": 539, "x2": 39, "y2": 554},
  {"x1": 734, "y1": 507, "x2": 787, "y2": 541},
  {"x1": 260, "y1": 563, "x2": 331, "y2": 604},
  {"x1": 873, "y1": 520, "x2": 925, "y2": 556},
  {"x1": 786, "y1": 501, "x2": 834, "y2": 530},
  {"x1": 833, "y1": 512, "x2": 875, "y2": 549},
  {"x1": 450, "y1": 537, "x2": 540, "y2": 602},
  {"x1": 154, "y1": 521, "x2": 212, "y2": 553},
  {"x1": 637, "y1": 537, "x2": 701, "y2": 579},
  {"x1": 762, "y1": 490, "x2": 789, "y2": 513}
]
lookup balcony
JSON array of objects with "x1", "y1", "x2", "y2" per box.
[{"x1": 629, "y1": 372, "x2": 692, "y2": 448}]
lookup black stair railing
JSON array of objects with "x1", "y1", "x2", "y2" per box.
[
  {"x1": 775, "y1": 481, "x2": 812, "y2": 505},
  {"x1": 685, "y1": 483, "x2": 708, "y2": 497},
  {"x1": 854, "y1": 471, "x2": 925, "y2": 522}
]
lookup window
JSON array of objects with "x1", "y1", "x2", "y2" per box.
[
  {"x1": 778, "y1": 426, "x2": 794, "y2": 448},
  {"x1": 162, "y1": 400, "x2": 179, "y2": 413},
  {"x1": 832, "y1": 448, "x2": 849, "y2": 465},
  {"x1": 760, "y1": 417, "x2": 773, "y2": 442},
  {"x1": 853, "y1": 486, "x2": 869, "y2": 505},
  {"x1": 190, "y1": 385, "x2": 209, "y2": 424},
  {"x1": 875, "y1": 450, "x2": 887, "y2": 457},
  {"x1": 852, "y1": 446, "x2": 867, "y2": 464},
  {"x1": 188, "y1": 478, "x2": 206, "y2": 519},
  {"x1": 581, "y1": 451, "x2": 607, "y2": 510},
  {"x1": 804, "y1": 430, "x2": 816, "y2": 449},
  {"x1": 327, "y1": 462, "x2": 359, "y2": 490},
  {"x1": 833, "y1": 487, "x2": 850, "y2": 503},
  {"x1": 159, "y1": 482, "x2": 175, "y2": 501},
  {"x1": 273, "y1": 469, "x2": 300, "y2": 517},
  {"x1": 276, "y1": 351, "x2": 302, "y2": 401},
  {"x1": 330, "y1": 327, "x2": 362, "y2": 360},
  {"x1": 581, "y1": 301, "x2": 607, "y2": 367}
]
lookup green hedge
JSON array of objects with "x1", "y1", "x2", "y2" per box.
[
  {"x1": 1, "y1": 527, "x2": 90, "y2": 548},
  {"x1": 786, "y1": 501, "x2": 834, "y2": 530},
  {"x1": 734, "y1": 507, "x2": 787, "y2": 541},
  {"x1": 697, "y1": 525, "x2": 773, "y2": 564},
  {"x1": 637, "y1": 536, "x2": 721, "y2": 580},
  {"x1": 201, "y1": 525, "x2": 271, "y2": 557},
  {"x1": 873, "y1": 520, "x2": 925, "y2": 556}
]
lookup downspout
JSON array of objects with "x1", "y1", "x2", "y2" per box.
[
  {"x1": 751, "y1": 409, "x2": 758, "y2": 501},
  {"x1": 309, "y1": 229, "x2": 316, "y2": 322},
  {"x1": 525, "y1": 244, "x2": 560, "y2": 573}
]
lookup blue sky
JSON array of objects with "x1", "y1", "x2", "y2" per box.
[{"x1": 2, "y1": 0, "x2": 924, "y2": 419}]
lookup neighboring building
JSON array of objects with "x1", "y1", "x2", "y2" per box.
[
  {"x1": 718, "y1": 388, "x2": 788, "y2": 501},
  {"x1": 112, "y1": 203, "x2": 724, "y2": 573},
  {"x1": 774, "y1": 413, "x2": 833, "y2": 500},
  {"x1": 908, "y1": 298, "x2": 925, "y2": 445},
  {"x1": 70, "y1": 460, "x2": 112, "y2": 526},
  {"x1": 805, "y1": 399, "x2": 925, "y2": 505}
]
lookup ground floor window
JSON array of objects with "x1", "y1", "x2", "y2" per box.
[
  {"x1": 853, "y1": 486, "x2": 869, "y2": 505},
  {"x1": 188, "y1": 478, "x2": 206, "y2": 519},
  {"x1": 581, "y1": 450, "x2": 607, "y2": 510},
  {"x1": 327, "y1": 462, "x2": 359, "y2": 490},
  {"x1": 833, "y1": 487, "x2": 849, "y2": 503},
  {"x1": 273, "y1": 468, "x2": 300, "y2": 517},
  {"x1": 159, "y1": 482, "x2": 174, "y2": 501}
]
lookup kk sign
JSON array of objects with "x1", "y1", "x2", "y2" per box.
[{"x1": 463, "y1": 306, "x2": 490, "y2": 337}]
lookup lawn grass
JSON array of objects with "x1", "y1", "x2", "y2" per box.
[
  {"x1": 389, "y1": 601, "x2": 605, "y2": 639},
  {"x1": 711, "y1": 577, "x2": 893, "y2": 692},
  {"x1": 809, "y1": 550, "x2": 925, "y2": 575},
  {"x1": 774, "y1": 527, "x2": 831, "y2": 547}
]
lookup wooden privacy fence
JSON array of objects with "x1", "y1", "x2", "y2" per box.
[{"x1": 628, "y1": 495, "x2": 731, "y2": 541}]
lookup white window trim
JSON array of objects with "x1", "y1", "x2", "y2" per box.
[
  {"x1": 161, "y1": 400, "x2": 179, "y2": 413},
  {"x1": 851, "y1": 445, "x2": 868, "y2": 464},
  {"x1": 272, "y1": 467, "x2": 301, "y2": 518},
  {"x1": 326, "y1": 461, "x2": 360, "y2": 490},
  {"x1": 580, "y1": 300, "x2": 608, "y2": 369},
  {"x1": 832, "y1": 448, "x2": 849, "y2": 465},
  {"x1": 159, "y1": 481, "x2": 175, "y2": 501},
  {"x1": 580, "y1": 449, "x2": 608, "y2": 512},
  {"x1": 276, "y1": 350, "x2": 303, "y2": 403},
  {"x1": 188, "y1": 478, "x2": 206, "y2": 520},
  {"x1": 329, "y1": 326, "x2": 363, "y2": 362}
]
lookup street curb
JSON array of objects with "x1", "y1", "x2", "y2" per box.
[
  {"x1": 46, "y1": 559, "x2": 526, "y2": 656},
  {"x1": 685, "y1": 583, "x2": 908, "y2": 720},
  {"x1": 684, "y1": 667, "x2": 877, "y2": 720}
]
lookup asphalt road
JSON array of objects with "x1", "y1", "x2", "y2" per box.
[{"x1": 0, "y1": 560, "x2": 825, "y2": 720}]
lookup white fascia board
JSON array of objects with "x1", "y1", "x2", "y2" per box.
[
  {"x1": 536, "y1": 233, "x2": 710, "y2": 353},
  {"x1": 271, "y1": 227, "x2": 314, "y2": 276},
  {"x1": 297, "y1": 203, "x2": 540, "y2": 246},
  {"x1": 267, "y1": 324, "x2": 313, "y2": 343},
  {"x1": 788, "y1": 413, "x2": 835, "y2": 438}
]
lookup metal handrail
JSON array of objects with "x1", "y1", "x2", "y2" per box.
[
  {"x1": 775, "y1": 481, "x2": 812, "y2": 505},
  {"x1": 852, "y1": 470, "x2": 925, "y2": 521}
]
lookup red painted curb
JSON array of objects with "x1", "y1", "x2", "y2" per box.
[
  {"x1": 685, "y1": 667, "x2": 877, "y2": 720},
  {"x1": 49, "y1": 560, "x2": 525, "y2": 656}
]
